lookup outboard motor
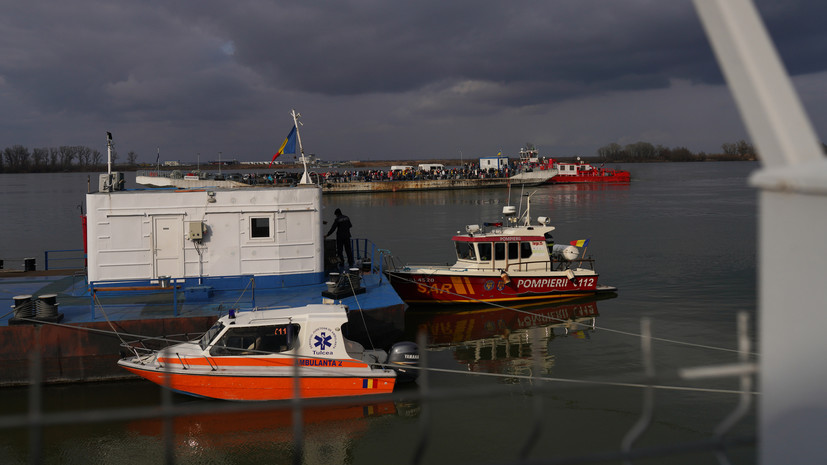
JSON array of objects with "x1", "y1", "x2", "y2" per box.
[{"x1": 387, "y1": 341, "x2": 419, "y2": 382}]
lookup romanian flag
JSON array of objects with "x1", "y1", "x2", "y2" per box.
[
  {"x1": 269, "y1": 125, "x2": 297, "y2": 167},
  {"x1": 570, "y1": 239, "x2": 590, "y2": 247},
  {"x1": 362, "y1": 378, "x2": 379, "y2": 389}
]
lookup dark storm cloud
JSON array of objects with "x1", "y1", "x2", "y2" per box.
[
  {"x1": 1, "y1": 0, "x2": 825, "y2": 160},
  {"x1": 155, "y1": 0, "x2": 827, "y2": 112},
  {"x1": 168, "y1": 1, "x2": 717, "y2": 100},
  {"x1": 759, "y1": 2, "x2": 827, "y2": 76},
  {"x1": 2, "y1": 2, "x2": 263, "y2": 121}
]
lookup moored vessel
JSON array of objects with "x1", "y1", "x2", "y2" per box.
[
  {"x1": 385, "y1": 194, "x2": 617, "y2": 305},
  {"x1": 507, "y1": 146, "x2": 558, "y2": 184},
  {"x1": 549, "y1": 157, "x2": 630, "y2": 184},
  {"x1": 118, "y1": 302, "x2": 418, "y2": 401}
]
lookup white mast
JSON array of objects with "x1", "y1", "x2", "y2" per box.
[
  {"x1": 106, "y1": 132, "x2": 113, "y2": 175},
  {"x1": 291, "y1": 109, "x2": 311, "y2": 184}
]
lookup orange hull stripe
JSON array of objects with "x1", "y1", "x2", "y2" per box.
[
  {"x1": 123, "y1": 366, "x2": 395, "y2": 401},
  {"x1": 464, "y1": 277, "x2": 475, "y2": 294},
  {"x1": 157, "y1": 356, "x2": 369, "y2": 369},
  {"x1": 451, "y1": 277, "x2": 466, "y2": 294}
]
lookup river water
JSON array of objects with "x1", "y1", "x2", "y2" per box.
[{"x1": 0, "y1": 162, "x2": 758, "y2": 464}]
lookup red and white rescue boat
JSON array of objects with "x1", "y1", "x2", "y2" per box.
[
  {"x1": 549, "y1": 157, "x2": 630, "y2": 184},
  {"x1": 386, "y1": 196, "x2": 617, "y2": 305},
  {"x1": 117, "y1": 302, "x2": 418, "y2": 401}
]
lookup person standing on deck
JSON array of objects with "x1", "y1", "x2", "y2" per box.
[
  {"x1": 325, "y1": 208, "x2": 353, "y2": 268},
  {"x1": 544, "y1": 231, "x2": 554, "y2": 257}
]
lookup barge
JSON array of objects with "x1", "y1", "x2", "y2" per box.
[{"x1": 0, "y1": 176, "x2": 406, "y2": 387}]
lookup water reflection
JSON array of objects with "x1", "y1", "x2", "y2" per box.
[
  {"x1": 127, "y1": 398, "x2": 418, "y2": 460},
  {"x1": 405, "y1": 296, "x2": 613, "y2": 377},
  {"x1": 336, "y1": 189, "x2": 515, "y2": 208}
]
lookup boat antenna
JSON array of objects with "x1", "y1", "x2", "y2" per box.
[
  {"x1": 520, "y1": 190, "x2": 536, "y2": 226},
  {"x1": 106, "y1": 131, "x2": 113, "y2": 175},
  {"x1": 516, "y1": 185, "x2": 526, "y2": 222},
  {"x1": 292, "y1": 109, "x2": 311, "y2": 185}
]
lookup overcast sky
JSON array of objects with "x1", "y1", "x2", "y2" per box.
[{"x1": 1, "y1": 1, "x2": 825, "y2": 163}]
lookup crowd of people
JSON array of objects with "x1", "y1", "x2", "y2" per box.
[
  {"x1": 231, "y1": 159, "x2": 554, "y2": 185},
  {"x1": 317, "y1": 161, "x2": 540, "y2": 184}
]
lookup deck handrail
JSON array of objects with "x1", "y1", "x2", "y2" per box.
[{"x1": 44, "y1": 248, "x2": 86, "y2": 270}]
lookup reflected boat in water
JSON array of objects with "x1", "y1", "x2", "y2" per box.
[
  {"x1": 127, "y1": 398, "x2": 419, "y2": 453},
  {"x1": 405, "y1": 297, "x2": 609, "y2": 376}
]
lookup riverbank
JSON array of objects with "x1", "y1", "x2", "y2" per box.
[{"x1": 0, "y1": 154, "x2": 756, "y2": 175}]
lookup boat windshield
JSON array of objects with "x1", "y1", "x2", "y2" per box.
[
  {"x1": 455, "y1": 242, "x2": 476, "y2": 260},
  {"x1": 199, "y1": 321, "x2": 225, "y2": 350},
  {"x1": 478, "y1": 243, "x2": 492, "y2": 261},
  {"x1": 209, "y1": 323, "x2": 301, "y2": 356}
]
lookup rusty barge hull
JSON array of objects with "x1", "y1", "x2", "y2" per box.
[{"x1": 1, "y1": 316, "x2": 217, "y2": 386}]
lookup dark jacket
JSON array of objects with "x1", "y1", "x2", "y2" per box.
[{"x1": 326, "y1": 214, "x2": 352, "y2": 239}]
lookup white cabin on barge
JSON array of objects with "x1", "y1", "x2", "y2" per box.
[{"x1": 85, "y1": 186, "x2": 324, "y2": 289}]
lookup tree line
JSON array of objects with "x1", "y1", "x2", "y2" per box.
[
  {"x1": 595, "y1": 140, "x2": 759, "y2": 162},
  {"x1": 8, "y1": 138, "x2": 818, "y2": 173},
  {"x1": 0, "y1": 144, "x2": 139, "y2": 173}
]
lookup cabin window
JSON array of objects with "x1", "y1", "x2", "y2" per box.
[
  {"x1": 456, "y1": 242, "x2": 476, "y2": 260},
  {"x1": 477, "y1": 243, "x2": 491, "y2": 261},
  {"x1": 250, "y1": 217, "x2": 271, "y2": 238},
  {"x1": 494, "y1": 243, "x2": 505, "y2": 261},
  {"x1": 508, "y1": 242, "x2": 519, "y2": 260},
  {"x1": 209, "y1": 323, "x2": 300, "y2": 356},
  {"x1": 520, "y1": 242, "x2": 533, "y2": 259}
]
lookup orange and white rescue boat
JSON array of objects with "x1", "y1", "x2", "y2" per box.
[{"x1": 117, "y1": 302, "x2": 418, "y2": 401}]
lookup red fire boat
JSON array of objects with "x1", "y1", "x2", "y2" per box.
[
  {"x1": 385, "y1": 194, "x2": 617, "y2": 306},
  {"x1": 549, "y1": 158, "x2": 630, "y2": 184}
]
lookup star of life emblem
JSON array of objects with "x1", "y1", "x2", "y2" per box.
[{"x1": 310, "y1": 327, "x2": 337, "y2": 355}]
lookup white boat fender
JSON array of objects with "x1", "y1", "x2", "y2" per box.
[
  {"x1": 552, "y1": 244, "x2": 580, "y2": 261},
  {"x1": 499, "y1": 269, "x2": 511, "y2": 285},
  {"x1": 565, "y1": 269, "x2": 576, "y2": 282}
]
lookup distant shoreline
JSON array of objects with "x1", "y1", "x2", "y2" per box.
[{"x1": 0, "y1": 155, "x2": 757, "y2": 174}]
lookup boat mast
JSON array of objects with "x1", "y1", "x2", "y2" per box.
[
  {"x1": 292, "y1": 109, "x2": 311, "y2": 184},
  {"x1": 520, "y1": 191, "x2": 536, "y2": 226},
  {"x1": 106, "y1": 132, "x2": 113, "y2": 175}
]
